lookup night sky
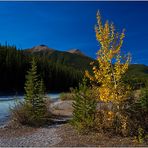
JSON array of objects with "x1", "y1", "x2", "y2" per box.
[{"x1": 0, "y1": 1, "x2": 148, "y2": 65}]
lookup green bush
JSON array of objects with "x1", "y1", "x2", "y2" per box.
[
  {"x1": 119, "y1": 88, "x2": 148, "y2": 140},
  {"x1": 139, "y1": 88, "x2": 148, "y2": 111},
  {"x1": 11, "y1": 100, "x2": 51, "y2": 127},
  {"x1": 71, "y1": 78, "x2": 97, "y2": 133},
  {"x1": 60, "y1": 92, "x2": 74, "y2": 101},
  {"x1": 135, "y1": 88, "x2": 148, "y2": 139}
]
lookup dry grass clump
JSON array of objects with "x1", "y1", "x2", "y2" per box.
[{"x1": 60, "y1": 92, "x2": 74, "y2": 101}]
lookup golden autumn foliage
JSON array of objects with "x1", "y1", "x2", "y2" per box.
[{"x1": 85, "y1": 11, "x2": 131, "y2": 105}]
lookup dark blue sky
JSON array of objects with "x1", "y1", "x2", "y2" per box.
[{"x1": 0, "y1": 1, "x2": 148, "y2": 64}]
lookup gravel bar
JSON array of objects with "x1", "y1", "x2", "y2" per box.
[{"x1": 0, "y1": 125, "x2": 62, "y2": 147}]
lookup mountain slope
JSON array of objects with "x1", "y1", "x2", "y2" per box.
[
  {"x1": 25, "y1": 45, "x2": 148, "y2": 87},
  {"x1": 67, "y1": 48, "x2": 85, "y2": 56},
  {"x1": 0, "y1": 44, "x2": 148, "y2": 93},
  {"x1": 128, "y1": 64, "x2": 148, "y2": 77},
  {"x1": 47, "y1": 50, "x2": 93, "y2": 71},
  {"x1": 26, "y1": 45, "x2": 55, "y2": 54},
  {"x1": 25, "y1": 45, "x2": 94, "y2": 71}
]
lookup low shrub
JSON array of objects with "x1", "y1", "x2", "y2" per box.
[
  {"x1": 60, "y1": 92, "x2": 74, "y2": 101},
  {"x1": 139, "y1": 88, "x2": 148, "y2": 111},
  {"x1": 114, "y1": 88, "x2": 148, "y2": 142},
  {"x1": 94, "y1": 103, "x2": 129, "y2": 136},
  {"x1": 11, "y1": 99, "x2": 51, "y2": 127},
  {"x1": 71, "y1": 80, "x2": 148, "y2": 144}
]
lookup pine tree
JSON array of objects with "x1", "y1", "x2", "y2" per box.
[
  {"x1": 24, "y1": 58, "x2": 39, "y2": 108},
  {"x1": 38, "y1": 78, "x2": 45, "y2": 96},
  {"x1": 23, "y1": 58, "x2": 49, "y2": 126},
  {"x1": 72, "y1": 78, "x2": 97, "y2": 132},
  {"x1": 34, "y1": 78, "x2": 47, "y2": 120}
]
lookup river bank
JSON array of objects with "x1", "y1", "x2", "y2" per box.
[
  {"x1": 0, "y1": 100, "x2": 147, "y2": 147},
  {"x1": 0, "y1": 100, "x2": 73, "y2": 147},
  {"x1": 0, "y1": 93, "x2": 60, "y2": 126}
]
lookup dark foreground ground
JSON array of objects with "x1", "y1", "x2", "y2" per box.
[
  {"x1": 55, "y1": 124, "x2": 148, "y2": 147},
  {"x1": 0, "y1": 100, "x2": 147, "y2": 147},
  {"x1": 0, "y1": 123, "x2": 147, "y2": 147}
]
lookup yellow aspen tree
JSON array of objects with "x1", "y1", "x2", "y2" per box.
[{"x1": 85, "y1": 11, "x2": 131, "y2": 106}]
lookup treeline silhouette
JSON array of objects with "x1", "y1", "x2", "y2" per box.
[
  {"x1": 0, "y1": 44, "x2": 148, "y2": 94},
  {"x1": 0, "y1": 44, "x2": 83, "y2": 94}
]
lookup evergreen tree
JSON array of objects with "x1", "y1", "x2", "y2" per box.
[
  {"x1": 34, "y1": 78, "x2": 47, "y2": 120},
  {"x1": 38, "y1": 78, "x2": 45, "y2": 96},
  {"x1": 23, "y1": 58, "x2": 49, "y2": 126},
  {"x1": 24, "y1": 58, "x2": 39, "y2": 107},
  {"x1": 72, "y1": 78, "x2": 97, "y2": 132}
]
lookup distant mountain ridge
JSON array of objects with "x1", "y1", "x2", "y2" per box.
[
  {"x1": 26, "y1": 45, "x2": 55, "y2": 54},
  {"x1": 25, "y1": 45, "x2": 94, "y2": 71},
  {"x1": 25, "y1": 45, "x2": 148, "y2": 86},
  {"x1": 26, "y1": 45, "x2": 86, "y2": 56},
  {"x1": 0, "y1": 44, "x2": 148, "y2": 93}
]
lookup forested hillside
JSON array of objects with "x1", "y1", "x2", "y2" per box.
[
  {"x1": 0, "y1": 45, "x2": 90, "y2": 93},
  {"x1": 0, "y1": 44, "x2": 148, "y2": 94},
  {"x1": 125, "y1": 64, "x2": 148, "y2": 89},
  {"x1": 26, "y1": 45, "x2": 93, "y2": 71}
]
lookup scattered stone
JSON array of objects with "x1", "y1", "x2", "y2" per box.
[{"x1": 0, "y1": 126, "x2": 62, "y2": 147}]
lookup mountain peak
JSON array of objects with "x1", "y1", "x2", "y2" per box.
[
  {"x1": 67, "y1": 48, "x2": 85, "y2": 56},
  {"x1": 26, "y1": 46, "x2": 86, "y2": 57},
  {"x1": 28, "y1": 45, "x2": 55, "y2": 53}
]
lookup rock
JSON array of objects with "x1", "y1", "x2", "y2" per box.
[{"x1": 50, "y1": 100, "x2": 73, "y2": 117}]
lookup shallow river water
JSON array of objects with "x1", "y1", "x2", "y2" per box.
[{"x1": 0, "y1": 94, "x2": 59, "y2": 126}]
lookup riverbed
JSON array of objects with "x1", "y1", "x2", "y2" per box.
[{"x1": 0, "y1": 94, "x2": 59, "y2": 126}]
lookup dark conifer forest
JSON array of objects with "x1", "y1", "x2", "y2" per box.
[
  {"x1": 0, "y1": 44, "x2": 148, "y2": 94},
  {"x1": 0, "y1": 44, "x2": 86, "y2": 93}
]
